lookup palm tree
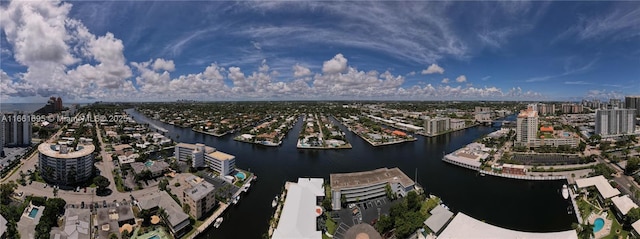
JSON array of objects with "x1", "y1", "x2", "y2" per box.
[{"x1": 577, "y1": 223, "x2": 594, "y2": 239}]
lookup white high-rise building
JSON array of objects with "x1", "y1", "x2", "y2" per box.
[
  {"x1": 175, "y1": 143, "x2": 236, "y2": 175},
  {"x1": 2, "y1": 111, "x2": 32, "y2": 147},
  {"x1": 516, "y1": 108, "x2": 539, "y2": 147},
  {"x1": 595, "y1": 109, "x2": 636, "y2": 137}
]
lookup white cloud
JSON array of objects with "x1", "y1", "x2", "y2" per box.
[
  {"x1": 421, "y1": 64, "x2": 444, "y2": 74},
  {"x1": 441, "y1": 78, "x2": 450, "y2": 84},
  {"x1": 292, "y1": 64, "x2": 312, "y2": 77},
  {"x1": 322, "y1": 53, "x2": 348, "y2": 74},
  {"x1": 455, "y1": 75, "x2": 467, "y2": 83},
  {"x1": 152, "y1": 58, "x2": 175, "y2": 72},
  {"x1": 258, "y1": 59, "x2": 270, "y2": 72},
  {"x1": 406, "y1": 71, "x2": 416, "y2": 76}
]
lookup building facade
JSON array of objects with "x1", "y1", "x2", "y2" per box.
[
  {"x1": 626, "y1": 96, "x2": 640, "y2": 116},
  {"x1": 424, "y1": 117, "x2": 450, "y2": 135},
  {"x1": 450, "y1": 119, "x2": 466, "y2": 131},
  {"x1": 516, "y1": 109, "x2": 538, "y2": 147},
  {"x1": 182, "y1": 176, "x2": 216, "y2": 219},
  {"x1": 330, "y1": 168, "x2": 416, "y2": 210},
  {"x1": 38, "y1": 143, "x2": 95, "y2": 185},
  {"x1": 2, "y1": 111, "x2": 32, "y2": 147},
  {"x1": 537, "y1": 103, "x2": 555, "y2": 116},
  {"x1": 175, "y1": 143, "x2": 236, "y2": 175},
  {"x1": 595, "y1": 108, "x2": 636, "y2": 137}
]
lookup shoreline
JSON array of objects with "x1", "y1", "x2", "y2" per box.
[
  {"x1": 192, "y1": 128, "x2": 228, "y2": 137},
  {"x1": 417, "y1": 123, "x2": 479, "y2": 137}
]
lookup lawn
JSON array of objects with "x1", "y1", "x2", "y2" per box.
[
  {"x1": 577, "y1": 198, "x2": 598, "y2": 220},
  {"x1": 420, "y1": 196, "x2": 441, "y2": 216},
  {"x1": 602, "y1": 210, "x2": 629, "y2": 239},
  {"x1": 322, "y1": 214, "x2": 337, "y2": 239}
]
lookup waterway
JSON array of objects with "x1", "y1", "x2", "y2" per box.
[{"x1": 124, "y1": 109, "x2": 575, "y2": 238}]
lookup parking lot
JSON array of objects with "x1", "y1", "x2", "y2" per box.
[
  {"x1": 1, "y1": 146, "x2": 28, "y2": 166},
  {"x1": 331, "y1": 196, "x2": 397, "y2": 239}
]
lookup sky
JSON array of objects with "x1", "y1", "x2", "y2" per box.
[{"x1": 0, "y1": 1, "x2": 639, "y2": 103}]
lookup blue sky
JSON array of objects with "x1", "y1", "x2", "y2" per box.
[{"x1": 1, "y1": 1, "x2": 639, "y2": 102}]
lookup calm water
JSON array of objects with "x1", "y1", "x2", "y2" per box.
[
  {"x1": 125, "y1": 109, "x2": 575, "y2": 238},
  {"x1": 0, "y1": 103, "x2": 45, "y2": 113}
]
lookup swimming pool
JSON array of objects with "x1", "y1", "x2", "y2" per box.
[
  {"x1": 28, "y1": 208, "x2": 39, "y2": 218},
  {"x1": 593, "y1": 218, "x2": 605, "y2": 232},
  {"x1": 563, "y1": 132, "x2": 570, "y2": 137},
  {"x1": 148, "y1": 235, "x2": 160, "y2": 239},
  {"x1": 235, "y1": 172, "x2": 246, "y2": 180},
  {"x1": 145, "y1": 161, "x2": 154, "y2": 167}
]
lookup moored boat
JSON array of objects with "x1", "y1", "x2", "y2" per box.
[{"x1": 562, "y1": 184, "x2": 569, "y2": 199}]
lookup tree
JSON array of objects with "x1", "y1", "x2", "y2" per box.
[
  {"x1": 374, "y1": 214, "x2": 393, "y2": 233},
  {"x1": 626, "y1": 157, "x2": 640, "y2": 175},
  {"x1": 93, "y1": 175, "x2": 111, "y2": 191},
  {"x1": 627, "y1": 207, "x2": 640, "y2": 224},
  {"x1": 406, "y1": 191, "x2": 420, "y2": 211},
  {"x1": 0, "y1": 181, "x2": 17, "y2": 204},
  {"x1": 182, "y1": 203, "x2": 191, "y2": 214},
  {"x1": 340, "y1": 194, "x2": 347, "y2": 208},
  {"x1": 159, "y1": 178, "x2": 169, "y2": 191},
  {"x1": 577, "y1": 223, "x2": 594, "y2": 239},
  {"x1": 139, "y1": 209, "x2": 152, "y2": 226}
]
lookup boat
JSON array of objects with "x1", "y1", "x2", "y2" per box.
[
  {"x1": 567, "y1": 206, "x2": 573, "y2": 214},
  {"x1": 213, "y1": 217, "x2": 223, "y2": 228},
  {"x1": 272, "y1": 195, "x2": 279, "y2": 208},
  {"x1": 252, "y1": 175, "x2": 257, "y2": 181},
  {"x1": 562, "y1": 184, "x2": 569, "y2": 199},
  {"x1": 242, "y1": 183, "x2": 251, "y2": 193},
  {"x1": 232, "y1": 195, "x2": 240, "y2": 205}
]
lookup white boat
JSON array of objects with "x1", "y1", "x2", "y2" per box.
[
  {"x1": 562, "y1": 184, "x2": 569, "y2": 199},
  {"x1": 232, "y1": 195, "x2": 240, "y2": 205},
  {"x1": 242, "y1": 183, "x2": 250, "y2": 193},
  {"x1": 213, "y1": 217, "x2": 223, "y2": 228},
  {"x1": 272, "y1": 195, "x2": 279, "y2": 208}
]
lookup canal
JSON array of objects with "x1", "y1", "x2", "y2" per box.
[{"x1": 124, "y1": 109, "x2": 576, "y2": 238}]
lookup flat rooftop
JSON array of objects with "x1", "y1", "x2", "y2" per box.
[
  {"x1": 38, "y1": 143, "x2": 95, "y2": 159},
  {"x1": 184, "y1": 181, "x2": 215, "y2": 201},
  {"x1": 611, "y1": 195, "x2": 638, "y2": 215},
  {"x1": 330, "y1": 167, "x2": 415, "y2": 190},
  {"x1": 438, "y1": 213, "x2": 577, "y2": 239},
  {"x1": 207, "y1": 151, "x2": 235, "y2": 161},
  {"x1": 575, "y1": 175, "x2": 620, "y2": 199}
]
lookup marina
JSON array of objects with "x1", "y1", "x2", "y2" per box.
[{"x1": 125, "y1": 109, "x2": 576, "y2": 239}]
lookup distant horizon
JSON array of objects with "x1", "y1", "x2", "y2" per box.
[{"x1": 1, "y1": 1, "x2": 638, "y2": 102}]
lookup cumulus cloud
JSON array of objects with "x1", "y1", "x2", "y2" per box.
[
  {"x1": 456, "y1": 75, "x2": 467, "y2": 83},
  {"x1": 292, "y1": 64, "x2": 312, "y2": 77},
  {"x1": 152, "y1": 58, "x2": 175, "y2": 72},
  {"x1": 322, "y1": 53, "x2": 348, "y2": 74},
  {"x1": 441, "y1": 78, "x2": 450, "y2": 84},
  {"x1": 421, "y1": 64, "x2": 445, "y2": 74},
  {"x1": 0, "y1": 1, "x2": 545, "y2": 101},
  {"x1": 0, "y1": 0, "x2": 133, "y2": 99}
]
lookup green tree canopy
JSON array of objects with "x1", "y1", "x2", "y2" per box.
[{"x1": 93, "y1": 175, "x2": 111, "y2": 191}]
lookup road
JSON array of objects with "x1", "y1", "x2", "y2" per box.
[{"x1": 93, "y1": 113, "x2": 117, "y2": 193}]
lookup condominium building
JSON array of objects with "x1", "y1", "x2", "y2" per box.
[
  {"x1": 595, "y1": 108, "x2": 636, "y2": 137},
  {"x1": 2, "y1": 111, "x2": 32, "y2": 147},
  {"x1": 175, "y1": 143, "x2": 236, "y2": 175},
  {"x1": 137, "y1": 191, "x2": 190, "y2": 238},
  {"x1": 450, "y1": 119, "x2": 466, "y2": 131},
  {"x1": 561, "y1": 104, "x2": 583, "y2": 114},
  {"x1": 330, "y1": 167, "x2": 416, "y2": 210},
  {"x1": 38, "y1": 142, "x2": 94, "y2": 185},
  {"x1": 537, "y1": 103, "x2": 555, "y2": 116},
  {"x1": 626, "y1": 96, "x2": 640, "y2": 116},
  {"x1": 474, "y1": 107, "x2": 491, "y2": 122},
  {"x1": 516, "y1": 109, "x2": 538, "y2": 147},
  {"x1": 182, "y1": 175, "x2": 216, "y2": 219},
  {"x1": 424, "y1": 117, "x2": 450, "y2": 136}
]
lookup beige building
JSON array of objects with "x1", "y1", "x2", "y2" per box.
[
  {"x1": 330, "y1": 167, "x2": 416, "y2": 210},
  {"x1": 175, "y1": 143, "x2": 236, "y2": 175},
  {"x1": 182, "y1": 175, "x2": 217, "y2": 219}
]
